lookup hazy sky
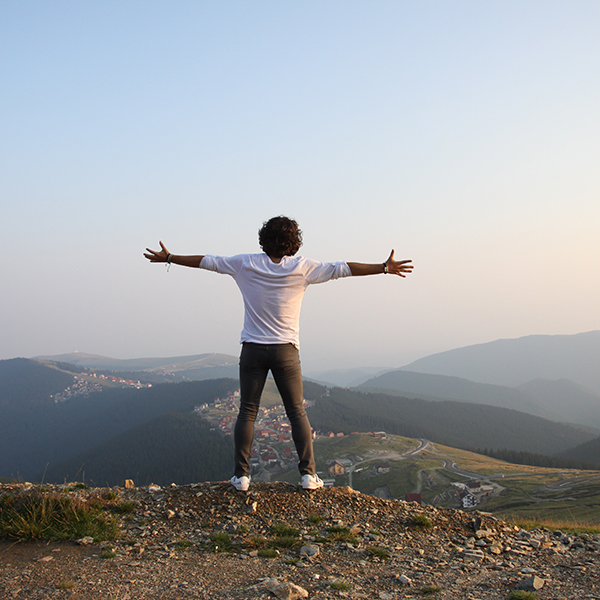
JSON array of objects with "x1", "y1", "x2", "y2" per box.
[{"x1": 2, "y1": 1, "x2": 599, "y2": 371}]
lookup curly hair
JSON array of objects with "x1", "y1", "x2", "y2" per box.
[{"x1": 258, "y1": 216, "x2": 303, "y2": 257}]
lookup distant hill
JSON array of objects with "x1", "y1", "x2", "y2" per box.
[
  {"x1": 400, "y1": 330, "x2": 600, "y2": 394},
  {"x1": 307, "y1": 387, "x2": 596, "y2": 456},
  {"x1": 358, "y1": 369, "x2": 600, "y2": 430},
  {"x1": 305, "y1": 367, "x2": 390, "y2": 388},
  {"x1": 516, "y1": 378, "x2": 600, "y2": 431},
  {"x1": 34, "y1": 352, "x2": 239, "y2": 381}
]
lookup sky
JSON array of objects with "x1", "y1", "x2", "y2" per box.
[{"x1": 2, "y1": 1, "x2": 599, "y2": 372}]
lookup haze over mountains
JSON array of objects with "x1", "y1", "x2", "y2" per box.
[
  {"x1": 0, "y1": 330, "x2": 597, "y2": 484},
  {"x1": 400, "y1": 330, "x2": 600, "y2": 394}
]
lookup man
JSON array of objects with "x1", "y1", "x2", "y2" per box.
[{"x1": 144, "y1": 216, "x2": 413, "y2": 491}]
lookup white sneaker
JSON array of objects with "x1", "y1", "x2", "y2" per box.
[
  {"x1": 301, "y1": 474, "x2": 324, "y2": 490},
  {"x1": 230, "y1": 475, "x2": 250, "y2": 492}
]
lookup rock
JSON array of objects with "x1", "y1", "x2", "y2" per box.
[
  {"x1": 463, "y1": 550, "x2": 485, "y2": 561},
  {"x1": 266, "y1": 581, "x2": 309, "y2": 599},
  {"x1": 76, "y1": 536, "x2": 94, "y2": 546},
  {"x1": 515, "y1": 575, "x2": 545, "y2": 591},
  {"x1": 489, "y1": 543, "x2": 503, "y2": 555},
  {"x1": 379, "y1": 593, "x2": 394, "y2": 599},
  {"x1": 299, "y1": 545, "x2": 320, "y2": 558},
  {"x1": 398, "y1": 574, "x2": 412, "y2": 584}
]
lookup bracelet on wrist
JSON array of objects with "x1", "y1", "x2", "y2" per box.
[{"x1": 383, "y1": 263, "x2": 388, "y2": 274}]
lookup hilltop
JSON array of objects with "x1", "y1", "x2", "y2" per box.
[{"x1": 1, "y1": 481, "x2": 599, "y2": 599}]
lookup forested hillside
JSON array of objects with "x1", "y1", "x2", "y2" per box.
[
  {"x1": 42, "y1": 412, "x2": 233, "y2": 486},
  {"x1": 0, "y1": 358, "x2": 237, "y2": 480},
  {"x1": 559, "y1": 435, "x2": 600, "y2": 467},
  {"x1": 306, "y1": 387, "x2": 595, "y2": 455},
  {"x1": 0, "y1": 358, "x2": 74, "y2": 407}
]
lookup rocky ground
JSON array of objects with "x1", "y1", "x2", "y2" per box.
[{"x1": 1, "y1": 481, "x2": 599, "y2": 599}]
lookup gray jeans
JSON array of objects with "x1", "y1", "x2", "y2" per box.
[{"x1": 234, "y1": 342, "x2": 316, "y2": 478}]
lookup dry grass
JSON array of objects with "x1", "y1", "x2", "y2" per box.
[{"x1": 0, "y1": 489, "x2": 119, "y2": 542}]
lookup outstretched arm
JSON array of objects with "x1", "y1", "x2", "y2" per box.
[
  {"x1": 347, "y1": 250, "x2": 413, "y2": 277},
  {"x1": 143, "y1": 241, "x2": 205, "y2": 268}
]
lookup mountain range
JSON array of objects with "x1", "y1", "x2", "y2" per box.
[
  {"x1": 1, "y1": 354, "x2": 599, "y2": 484},
  {"x1": 0, "y1": 330, "x2": 597, "y2": 483}
]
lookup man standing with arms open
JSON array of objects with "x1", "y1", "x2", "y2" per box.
[{"x1": 145, "y1": 216, "x2": 413, "y2": 491}]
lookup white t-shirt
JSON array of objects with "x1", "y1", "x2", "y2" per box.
[{"x1": 200, "y1": 253, "x2": 351, "y2": 348}]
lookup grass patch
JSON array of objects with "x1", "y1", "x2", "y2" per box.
[
  {"x1": 100, "y1": 548, "x2": 117, "y2": 559},
  {"x1": 366, "y1": 545, "x2": 389, "y2": 560},
  {"x1": 272, "y1": 523, "x2": 300, "y2": 537},
  {"x1": 308, "y1": 514, "x2": 323, "y2": 525},
  {"x1": 421, "y1": 584, "x2": 442, "y2": 595},
  {"x1": 115, "y1": 501, "x2": 136, "y2": 514},
  {"x1": 412, "y1": 514, "x2": 433, "y2": 529},
  {"x1": 258, "y1": 548, "x2": 278, "y2": 558},
  {"x1": 208, "y1": 532, "x2": 232, "y2": 553},
  {"x1": 175, "y1": 539, "x2": 193, "y2": 551},
  {"x1": 244, "y1": 535, "x2": 268, "y2": 549},
  {"x1": 270, "y1": 535, "x2": 299, "y2": 549},
  {"x1": 269, "y1": 522, "x2": 301, "y2": 549},
  {"x1": 508, "y1": 592, "x2": 537, "y2": 600},
  {"x1": 326, "y1": 525, "x2": 359, "y2": 544},
  {"x1": 57, "y1": 580, "x2": 74, "y2": 590},
  {"x1": 328, "y1": 580, "x2": 351, "y2": 591},
  {"x1": 506, "y1": 515, "x2": 600, "y2": 535},
  {"x1": 0, "y1": 491, "x2": 118, "y2": 542}
]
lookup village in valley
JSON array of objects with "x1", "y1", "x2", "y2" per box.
[
  {"x1": 195, "y1": 387, "x2": 497, "y2": 511},
  {"x1": 50, "y1": 372, "x2": 152, "y2": 402}
]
